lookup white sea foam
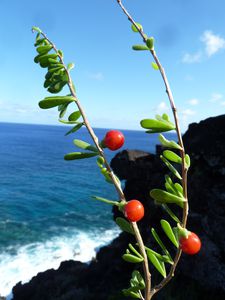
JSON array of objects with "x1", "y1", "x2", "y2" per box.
[{"x1": 0, "y1": 228, "x2": 120, "y2": 297}]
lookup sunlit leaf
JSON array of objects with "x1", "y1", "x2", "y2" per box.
[
  {"x1": 163, "y1": 150, "x2": 182, "y2": 164},
  {"x1": 132, "y1": 45, "x2": 149, "y2": 51},
  {"x1": 59, "y1": 103, "x2": 69, "y2": 118},
  {"x1": 150, "y1": 189, "x2": 185, "y2": 207},
  {"x1": 162, "y1": 204, "x2": 181, "y2": 224},
  {"x1": 64, "y1": 152, "x2": 98, "y2": 160},
  {"x1": 73, "y1": 139, "x2": 98, "y2": 152},
  {"x1": 161, "y1": 219, "x2": 179, "y2": 248},
  {"x1": 68, "y1": 111, "x2": 81, "y2": 121},
  {"x1": 160, "y1": 155, "x2": 182, "y2": 180},
  {"x1": 32, "y1": 26, "x2": 41, "y2": 33},
  {"x1": 158, "y1": 134, "x2": 182, "y2": 150},
  {"x1": 147, "y1": 251, "x2": 166, "y2": 278},
  {"x1": 65, "y1": 123, "x2": 83, "y2": 136},
  {"x1": 36, "y1": 45, "x2": 53, "y2": 55},
  {"x1": 122, "y1": 254, "x2": 143, "y2": 263},
  {"x1": 174, "y1": 183, "x2": 183, "y2": 196},
  {"x1": 128, "y1": 244, "x2": 143, "y2": 259},
  {"x1": 122, "y1": 289, "x2": 141, "y2": 299},
  {"x1": 131, "y1": 22, "x2": 143, "y2": 32},
  {"x1": 39, "y1": 96, "x2": 74, "y2": 109},
  {"x1": 185, "y1": 154, "x2": 191, "y2": 169},
  {"x1": 140, "y1": 119, "x2": 175, "y2": 133},
  {"x1": 146, "y1": 37, "x2": 154, "y2": 50},
  {"x1": 151, "y1": 62, "x2": 159, "y2": 70},
  {"x1": 92, "y1": 196, "x2": 119, "y2": 206},
  {"x1": 67, "y1": 62, "x2": 75, "y2": 71}
]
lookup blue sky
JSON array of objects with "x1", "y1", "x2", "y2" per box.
[{"x1": 0, "y1": 0, "x2": 224, "y2": 132}]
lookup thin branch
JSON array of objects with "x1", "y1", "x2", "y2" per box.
[
  {"x1": 116, "y1": 0, "x2": 189, "y2": 297},
  {"x1": 38, "y1": 29, "x2": 151, "y2": 300},
  {"x1": 132, "y1": 222, "x2": 151, "y2": 300},
  {"x1": 41, "y1": 31, "x2": 125, "y2": 199}
]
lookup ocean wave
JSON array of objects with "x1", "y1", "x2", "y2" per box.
[{"x1": 0, "y1": 227, "x2": 120, "y2": 297}]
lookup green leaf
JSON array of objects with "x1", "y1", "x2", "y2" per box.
[
  {"x1": 39, "y1": 96, "x2": 74, "y2": 109},
  {"x1": 162, "y1": 113, "x2": 170, "y2": 121},
  {"x1": 67, "y1": 62, "x2": 75, "y2": 71},
  {"x1": 160, "y1": 155, "x2": 182, "y2": 180},
  {"x1": 132, "y1": 45, "x2": 149, "y2": 51},
  {"x1": 122, "y1": 254, "x2": 143, "y2": 263},
  {"x1": 36, "y1": 45, "x2": 53, "y2": 55},
  {"x1": 58, "y1": 49, "x2": 64, "y2": 57},
  {"x1": 36, "y1": 53, "x2": 58, "y2": 65},
  {"x1": 132, "y1": 271, "x2": 145, "y2": 289},
  {"x1": 59, "y1": 103, "x2": 69, "y2": 118},
  {"x1": 147, "y1": 251, "x2": 166, "y2": 278},
  {"x1": 150, "y1": 189, "x2": 185, "y2": 207},
  {"x1": 100, "y1": 168, "x2": 113, "y2": 184},
  {"x1": 128, "y1": 244, "x2": 143, "y2": 259},
  {"x1": 64, "y1": 152, "x2": 98, "y2": 160},
  {"x1": 48, "y1": 58, "x2": 59, "y2": 64},
  {"x1": 140, "y1": 119, "x2": 175, "y2": 133},
  {"x1": 145, "y1": 247, "x2": 173, "y2": 265},
  {"x1": 65, "y1": 123, "x2": 83, "y2": 136},
  {"x1": 92, "y1": 196, "x2": 119, "y2": 206},
  {"x1": 68, "y1": 111, "x2": 81, "y2": 121},
  {"x1": 96, "y1": 156, "x2": 105, "y2": 168},
  {"x1": 185, "y1": 154, "x2": 191, "y2": 169},
  {"x1": 165, "y1": 175, "x2": 182, "y2": 197},
  {"x1": 32, "y1": 26, "x2": 41, "y2": 33},
  {"x1": 131, "y1": 22, "x2": 143, "y2": 32},
  {"x1": 165, "y1": 179, "x2": 174, "y2": 193},
  {"x1": 115, "y1": 217, "x2": 134, "y2": 235},
  {"x1": 163, "y1": 150, "x2": 182, "y2": 164},
  {"x1": 47, "y1": 65, "x2": 64, "y2": 73},
  {"x1": 151, "y1": 62, "x2": 159, "y2": 70},
  {"x1": 146, "y1": 37, "x2": 154, "y2": 50},
  {"x1": 174, "y1": 183, "x2": 183, "y2": 196},
  {"x1": 123, "y1": 289, "x2": 141, "y2": 299},
  {"x1": 162, "y1": 204, "x2": 181, "y2": 224},
  {"x1": 158, "y1": 134, "x2": 182, "y2": 150},
  {"x1": 73, "y1": 139, "x2": 98, "y2": 152},
  {"x1": 34, "y1": 38, "x2": 46, "y2": 47},
  {"x1": 151, "y1": 228, "x2": 172, "y2": 261},
  {"x1": 160, "y1": 219, "x2": 179, "y2": 248},
  {"x1": 47, "y1": 80, "x2": 67, "y2": 93}
]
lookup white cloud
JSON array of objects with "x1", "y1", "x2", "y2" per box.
[
  {"x1": 179, "y1": 108, "x2": 197, "y2": 130},
  {"x1": 209, "y1": 93, "x2": 223, "y2": 102},
  {"x1": 201, "y1": 30, "x2": 225, "y2": 57},
  {"x1": 182, "y1": 51, "x2": 202, "y2": 64},
  {"x1": 188, "y1": 98, "x2": 199, "y2": 106},
  {"x1": 155, "y1": 101, "x2": 169, "y2": 114},
  {"x1": 181, "y1": 109, "x2": 196, "y2": 116},
  {"x1": 87, "y1": 71, "x2": 104, "y2": 81},
  {"x1": 221, "y1": 101, "x2": 225, "y2": 106},
  {"x1": 182, "y1": 30, "x2": 225, "y2": 63}
]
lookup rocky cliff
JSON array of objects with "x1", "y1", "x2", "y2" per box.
[{"x1": 12, "y1": 115, "x2": 225, "y2": 300}]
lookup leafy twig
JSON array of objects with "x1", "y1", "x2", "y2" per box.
[
  {"x1": 116, "y1": 0, "x2": 189, "y2": 298},
  {"x1": 34, "y1": 28, "x2": 151, "y2": 300}
]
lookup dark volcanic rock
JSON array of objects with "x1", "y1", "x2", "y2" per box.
[{"x1": 12, "y1": 115, "x2": 225, "y2": 300}]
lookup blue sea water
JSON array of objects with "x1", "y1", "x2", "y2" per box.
[{"x1": 0, "y1": 122, "x2": 176, "y2": 296}]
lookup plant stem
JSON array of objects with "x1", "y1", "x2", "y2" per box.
[
  {"x1": 39, "y1": 29, "x2": 151, "y2": 300},
  {"x1": 116, "y1": 0, "x2": 189, "y2": 297},
  {"x1": 132, "y1": 222, "x2": 151, "y2": 300}
]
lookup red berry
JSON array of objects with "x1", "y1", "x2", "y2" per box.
[
  {"x1": 179, "y1": 232, "x2": 201, "y2": 255},
  {"x1": 103, "y1": 130, "x2": 125, "y2": 151},
  {"x1": 124, "y1": 200, "x2": 144, "y2": 222}
]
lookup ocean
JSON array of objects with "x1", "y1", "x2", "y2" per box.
[{"x1": 0, "y1": 122, "x2": 176, "y2": 297}]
